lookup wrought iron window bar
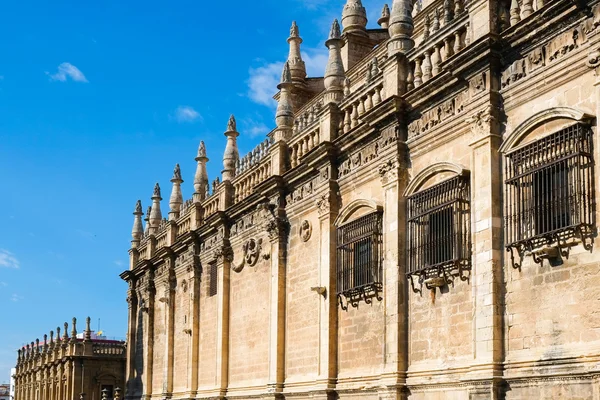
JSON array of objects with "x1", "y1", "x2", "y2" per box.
[
  {"x1": 209, "y1": 262, "x2": 218, "y2": 297},
  {"x1": 504, "y1": 123, "x2": 596, "y2": 269},
  {"x1": 406, "y1": 173, "x2": 471, "y2": 293},
  {"x1": 336, "y1": 211, "x2": 383, "y2": 311}
]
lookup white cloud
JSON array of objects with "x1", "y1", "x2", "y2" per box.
[
  {"x1": 0, "y1": 249, "x2": 19, "y2": 269},
  {"x1": 302, "y1": 48, "x2": 329, "y2": 77},
  {"x1": 47, "y1": 62, "x2": 88, "y2": 82},
  {"x1": 10, "y1": 294, "x2": 23, "y2": 302},
  {"x1": 247, "y1": 61, "x2": 284, "y2": 108},
  {"x1": 114, "y1": 260, "x2": 125, "y2": 267},
  {"x1": 174, "y1": 106, "x2": 201, "y2": 123},
  {"x1": 0, "y1": 282, "x2": 7, "y2": 287}
]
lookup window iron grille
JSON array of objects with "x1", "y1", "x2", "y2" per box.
[
  {"x1": 209, "y1": 262, "x2": 218, "y2": 297},
  {"x1": 406, "y1": 173, "x2": 471, "y2": 293},
  {"x1": 336, "y1": 211, "x2": 383, "y2": 310},
  {"x1": 504, "y1": 123, "x2": 596, "y2": 269}
]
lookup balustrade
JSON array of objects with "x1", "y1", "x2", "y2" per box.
[{"x1": 202, "y1": 195, "x2": 220, "y2": 219}]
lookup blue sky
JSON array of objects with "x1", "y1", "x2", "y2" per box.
[{"x1": 0, "y1": 0, "x2": 387, "y2": 381}]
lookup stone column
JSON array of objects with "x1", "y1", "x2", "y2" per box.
[
  {"x1": 466, "y1": 104, "x2": 504, "y2": 399},
  {"x1": 65, "y1": 359, "x2": 72, "y2": 400},
  {"x1": 71, "y1": 359, "x2": 82, "y2": 400},
  {"x1": 214, "y1": 242, "x2": 232, "y2": 398},
  {"x1": 315, "y1": 186, "x2": 339, "y2": 396},
  {"x1": 262, "y1": 200, "x2": 289, "y2": 397},
  {"x1": 125, "y1": 287, "x2": 138, "y2": 398},
  {"x1": 378, "y1": 155, "x2": 409, "y2": 400}
]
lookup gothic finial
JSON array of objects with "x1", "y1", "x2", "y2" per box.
[
  {"x1": 276, "y1": 62, "x2": 295, "y2": 133},
  {"x1": 290, "y1": 21, "x2": 299, "y2": 37},
  {"x1": 198, "y1": 141, "x2": 207, "y2": 158},
  {"x1": 388, "y1": 0, "x2": 415, "y2": 55},
  {"x1": 329, "y1": 19, "x2": 342, "y2": 40},
  {"x1": 84, "y1": 317, "x2": 92, "y2": 341},
  {"x1": 227, "y1": 114, "x2": 236, "y2": 132},
  {"x1": 50, "y1": 330, "x2": 54, "y2": 346},
  {"x1": 149, "y1": 184, "x2": 163, "y2": 232},
  {"x1": 324, "y1": 20, "x2": 345, "y2": 102},
  {"x1": 132, "y1": 200, "x2": 144, "y2": 244},
  {"x1": 342, "y1": 0, "x2": 368, "y2": 35},
  {"x1": 281, "y1": 61, "x2": 292, "y2": 84},
  {"x1": 43, "y1": 334, "x2": 48, "y2": 349},
  {"x1": 223, "y1": 115, "x2": 240, "y2": 182},
  {"x1": 378, "y1": 4, "x2": 391, "y2": 28},
  {"x1": 287, "y1": 21, "x2": 307, "y2": 84},
  {"x1": 71, "y1": 317, "x2": 77, "y2": 340},
  {"x1": 56, "y1": 327, "x2": 61, "y2": 343},
  {"x1": 172, "y1": 164, "x2": 182, "y2": 181},
  {"x1": 63, "y1": 322, "x2": 69, "y2": 341},
  {"x1": 153, "y1": 183, "x2": 161, "y2": 199},
  {"x1": 169, "y1": 164, "x2": 184, "y2": 220},
  {"x1": 35, "y1": 339, "x2": 39, "y2": 353},
  {"x1": 194, "y1": 140, "x2": 209, "y2": 202}
]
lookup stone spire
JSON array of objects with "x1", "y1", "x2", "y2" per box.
[
  {"x1": 43, "y1": 334, "x2": 48, "y2": 352},
  {"x1": 131, "y1": 200, "x2": 144, "y2": 246},
  {"x1": 222, "y1": 115, "x2": 239, "y2": 182},
  {"x1": 71, "y1": 317, "x2": 77, "y2": 342},
  {"x1": 149, "y1": 183, "x2": 162, "y2": 234},
  {"x1": 84, "y1": 316, "x2": 92, "y2": 341},
  {"x1": 144, "y1": 206, "x2": 152, "y2": 235},
  {"x1": 194, "y1": 141, "x2": 209, "y2": 202},
  {"x1": 169, "y1": 164, "x2": 184, "y2": 220},
  {"x1": 324, "y1": 19, "x2": 345, "y2": 103},
  {"x1": 49, "y1": 330, "x2": 54, "y2": 348},
  {"x1": 342, "y1": 0, "x2": 368, "y2": 36},
  {"x1": 276, "y1": 62, "x2": 295, "y2": 134},
  {"x1": 56, "y1": 326, "x2": 61, "y2": 345},
  {"x1": 35, "y1": 339, "x2": 39, "y2": 355},
  {"x1": 388, "y1": 0, "x2": 415, "y2": 55},
  {"x1": 63, "y1": 322, "x2": 69, "y2": 342},
  {"x1": 378, "y1": 4, "x2": 391, "y2": 28},
  {"x1": 287, "y1": 21, "x2": 307, "y2": 84}
]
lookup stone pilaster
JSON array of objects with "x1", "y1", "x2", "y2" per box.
[
  {"x1": 125, "y1": 286, "x2": 138, "y2": 398},
  {"x1": 466, "y1": 104, "x2": 504, "y2": 398},
  {"x1": 262, "y1": 199, "x2": 289, "y2": 398},
  {"x1": 161, "y1": 261, "x2": 176, "y2": 398},
  {"x1": 378, "y1": 155, "x2": 409, "y2": 399},
  {"x1": 141, "y1": 281, "x2": 155, "y2": 400},
  {"x1": 314, "y1": 186, "x2": 340, "y2": 395},
  {"x1": 214, "y1": 241, "x2": 233, "y2": 398}
]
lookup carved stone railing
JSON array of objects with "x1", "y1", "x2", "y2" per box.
[
  {"x1": 233, "y1": 157, "x2": 272, "y2": 203},
  {"x1": 202, "y1": 192, "x2": 220, "y2": 219},
  {"x1": 408, "y1": 0, "x2": 469, "y2": 89},
  {"x1": 176, "y1": 208, "x2": 192, "y2": 238},
  {"x1": 155, "y1": 225, "x2": 169, "y2": 250},
  {"x1": 290, "y1": 128, "x2": 321, "y2": 168},
  {"x1": 236, "y1": 139, "x2": 271, "y2": 176},
  {"x1": 92, "y1": 342, "x2": 126, "y2": 356},
  {"x1": 292, "y1": 99, "x2": 324, "y2": 137},
  {"x1": 340, "y1": 76, "x2": 384, "y2": 134},
  {"x1": 498, "y1": 0, "x2": 552, "y2": 31}
]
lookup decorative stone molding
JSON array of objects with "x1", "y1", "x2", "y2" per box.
[
  {"x1": 587, "y1": 47, "x2": 600, "y2": 74},
  {"x1": 404, "y1": 162, "x2": 467, "y2": 196},
  {"x1": 299, "y1": 220, "x2": 312, "y2": 242},
  {"x1": 335, "y1": 198, "x2": 382, "y2": 226},
  {"x1": 499, "y1": 106, "x2": 594, "y2": 153},
  {"x1": 257, "y1": 202, "x2": 289, "y2": 242},
  {"x1": 378, "y1": 157, "x2": 400, "y2": 186},
  {"x1": 408, "y1": 91, "x2": 469, "y2": 140},
  {"x1": 213, "y1": 244, "x2": 234, "y2": 263},
  {"x1": 286, "y1": 166, "x2": 330, "y2": 206},
  {"x1": 465, "y1": 104, "x2": 501, "y2": 140},
  {"x1": 316, "y1": 192, "x2": 335, "y2": 217}
]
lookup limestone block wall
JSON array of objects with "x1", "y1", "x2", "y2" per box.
[
  {"x1": 172, "y1": 281, "x2": 191, "y2": 393},
  {"x1": 197, "y1": 277, "x2": 218, "y2": 389},
  {"x1": 284, "y1": 210, "x2": 320, "y2": 382}
]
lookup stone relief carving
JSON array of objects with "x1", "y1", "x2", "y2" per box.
[
  {"x1": 408, "y1": 91, "x2": 469, "y2": 140},
  {"x1": 232, "y1": 238, "x2": 264, "y2": 273},
  {"x1": 286, "y1": 166, "x2": 330, "y2": 206},
  {"x1": 299, "y1": 220, "x2": 312, "y2": 242},
  {"x1": 257, "y1": 202, "x2": 289, "y2": 241},
  {"x1": 213, "y1": 244, "x2": 234, "y2": 263},
  {"x1": 378, "y1": 157, "x2": 400, "y2": 185}
]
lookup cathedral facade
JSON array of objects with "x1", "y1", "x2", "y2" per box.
[{"x1": 121, "y1": 0, "x2": 600, "y2": 398}]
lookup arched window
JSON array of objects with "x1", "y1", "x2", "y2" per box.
[
  {"x1": 504, "y1": 121, "x2": 596, "y2": 268},
  {"x1": 405, "y1": 166, "x2": 471, "y2": 292},
  {"x1": 335, "y1": 200, "x2": 383, "y2": 310}
]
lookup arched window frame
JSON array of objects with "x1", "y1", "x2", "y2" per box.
[
  {"x1": 334, "y1": 200, "x2": 384, "y2": 311},
  {"x1": 500, "y1": 107, "x2": 597, "y2": 269},
  {"x1": 404, "y1": 163, "x2": 472, "y2": 293}
]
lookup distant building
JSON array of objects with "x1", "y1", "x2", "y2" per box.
[
  {"x1": 0, "y1": 383, "x2": 10, "y2": 400},
  {"x1": 13, "y1": 317, "x2": 126, "y2": 400},
  {"x1": 9, "y1": 368, "x2": 15, "y2": 399}
]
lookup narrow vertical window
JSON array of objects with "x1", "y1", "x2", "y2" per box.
[{"x1": 209, "y1": 263, "x2": 218, "y2": 297}]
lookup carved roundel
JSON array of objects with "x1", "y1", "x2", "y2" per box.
[
  {"x1": 181, "y1": 279, "x2": 188, "y2": 293},
  {"x1": 299, "y1": 220, "x2": 312, "y2": 242},
  {"x1": 244, "y1": 238, "x2": 262, "y2": 267}
]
